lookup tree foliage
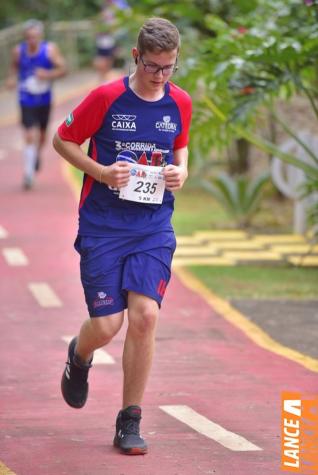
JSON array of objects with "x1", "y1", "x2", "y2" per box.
[
  {"x1": 3, "y1": 0, "x2": 318, "y2": 231},
  {"x1": 201, "y1": 171, "x2": 270, "y2": 227},
  {"x1": 175, "y1": 0, "x2": 318, "y2": 162},
  {"x1": 0, "y1": 0, "x2": 102, "y2": 28}
]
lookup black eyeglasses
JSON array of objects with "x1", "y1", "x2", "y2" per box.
[{"x1": 139, "y1": 56, "x2": 178, "y2": 76}]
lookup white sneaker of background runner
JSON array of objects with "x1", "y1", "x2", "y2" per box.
[{"x1": 24, "y1": 144, "x2": 37, "y2": 180}]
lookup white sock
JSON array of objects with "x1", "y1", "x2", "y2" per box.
[{"x1": 24, "y1": 144, "x2": 37, "y2": 179}]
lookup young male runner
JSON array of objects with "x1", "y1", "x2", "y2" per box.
[
  {"x1": 53, "y1": 17, "x2": 192, "y2": 455},
  {"x1": 7, "y1": 19, "x2": 66, "y2": 189}
]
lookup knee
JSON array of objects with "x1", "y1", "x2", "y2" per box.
[
  {"x1": 24, "y1": 130, "x2": 36, "y2": 144},
  {"x1": 91, "y1": 314, "x2": 123, "y2": 345},
  {"x1": 128, "y1": 305, "x2": 158, "y2": 337}
]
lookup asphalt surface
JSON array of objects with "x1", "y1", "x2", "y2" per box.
[{"x1": 231, "y1": 299, "x2": 318, "y2": 359}]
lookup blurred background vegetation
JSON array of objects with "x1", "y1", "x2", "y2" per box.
[{"x1": 1, "y1": 0, "x2": 318, "y2": 297}]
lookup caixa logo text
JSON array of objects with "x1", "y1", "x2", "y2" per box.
[{"x1": 112, "y1": 114, "x2": 137, "y2": 132}]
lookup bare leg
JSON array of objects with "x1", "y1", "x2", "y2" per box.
[
  {"x1": 122, "y1": 292, "x2": 159, "y2": 408},
  {"x1": 38, "y1": 128, "x2": 47, "y2": 150},
  {"x1": 36, "y1": 128, "x2": 47, "y2": 170},
  {"x1": 24, "y1": 126, "x2": 38, "y2": 146},
  {"x1": 93, "y1": 56, "x2": 114, "y2": 84},
  {"x1": 75, "y1": 312, "x2": 124, "y2": 363}
]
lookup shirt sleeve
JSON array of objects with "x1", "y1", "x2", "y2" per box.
[
  {"x1": 169, "y1": 85, "x2": 192, "y2": 151},
  {"x1": 57, "y1": 86, "x2": 108, "y2": 145}
]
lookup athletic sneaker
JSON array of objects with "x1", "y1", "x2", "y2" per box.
[
  {"x1": 23, "y1": 175, "x2": 33, "y2": 190},
  {"x1": 113, "y1": 405, "x2": 148, "y2": 455},
  {"x1": 61, "y1": 337, "x2": 92, "y2": 409}
]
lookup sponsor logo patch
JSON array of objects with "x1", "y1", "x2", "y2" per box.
[
  {"x1": 65, "y1": 112, "x2": 74, "y2": 127},
  {"x1": 93, "y1": 291, "x2": 114, "y2": 308},
  {"x1": 155, "y1": 115, "x2": 177, "y2": 133},
  {"x1": 112, "y1": 114, "x2": 137, "y2": 132}
]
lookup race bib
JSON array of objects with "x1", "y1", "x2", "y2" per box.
[{"x1": 119, "y1": 164, "x2": 165, "y2": 204}]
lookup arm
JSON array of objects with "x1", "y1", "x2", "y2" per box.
[
  {"x1": 164, "y1": 87, "x2": 192, "y2": 191},
  {"x1": 36, "y1": 42, "x2": 67, "y2": 81},
  {"x1": 52, "y1": 133, "x2": 130, "y2": 188},
  {"x1": 6, "y1": 46, "x2": 20, "y2": 89},
  {"x1": 163, "y1": 146, "x2": 189, "y2": 192}
]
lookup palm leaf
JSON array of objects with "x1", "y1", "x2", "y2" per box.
[
  {"x1": 203, "y1": 95, "x2": 318, "y2": 180},
  {"x1": 201, "y1": 172, "x2": 269, "y2": 227},
  {"x1": 201, "y1": 177, "x2": 237, "y2": 216}
]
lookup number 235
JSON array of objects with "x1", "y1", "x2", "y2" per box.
[{"x1": 133, "y1": 181, "x2": 158, "y2": 194}]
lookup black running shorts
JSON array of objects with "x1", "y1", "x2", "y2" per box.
[{"x1": 21, "y1": 104, "x2": 51, "y2": 130}]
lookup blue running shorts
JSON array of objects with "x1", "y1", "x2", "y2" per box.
[{"x1": 74, "y1": 232, "x2": 176, "y2": 317}]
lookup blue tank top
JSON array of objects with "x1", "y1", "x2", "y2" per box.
[{"x1": 18, "y1": 41, "x2": 53, "y2": 107}]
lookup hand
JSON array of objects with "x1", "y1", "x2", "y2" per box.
[
  {"x1": 35, "y1": 68, "x2": 52, "y2": 80},
  {"x1": 101, "y1": 161, "x2": 131, "y2": 188},
  {"x1": 6, "y1": 77, "x2": 16, "y2": 90},
  {"x1": 163, "y1": 164, "x2": 188, "y2": 191}
]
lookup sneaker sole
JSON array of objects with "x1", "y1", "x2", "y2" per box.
[
  {"x1": 123, "y1": 447, "x2": 148, "y2": 455},
  {"x1": 113, "y1": 439, "x2": 148, "y2": 455}
]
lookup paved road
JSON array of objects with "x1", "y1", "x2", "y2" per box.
[
  {"x1": 0, "y1": 75, "x2": 317, "y2": 475},
  {"x1": 231, "y1": 299, "x2": 318, "y2": 359}
]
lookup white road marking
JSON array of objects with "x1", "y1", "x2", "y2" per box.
[
  {"x1": 12, "y1": 139, "x2": 23, "y2": 151},
  {"x1": 62, "y1": 336, "x2": 115, "y2": 364},
  {"x1": 2, "y1": 247, "x2": 28, "y2": 266},
  {"x1": 0, "y1": 225, "x2": 8, "y2": 239},
  {"x1": 159, "y1": 405, "x2": 262, "y2": 452},
  {"x1": 0, "y1": 150, "x2": 8, "y2": 160},
  {"x1": 28, "y1": 282, "x2": 63, "y2": 308}
]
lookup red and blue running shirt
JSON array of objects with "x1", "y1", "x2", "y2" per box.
[{"x1": 58, "y1": 76, "x2": 192, "y2": 237}]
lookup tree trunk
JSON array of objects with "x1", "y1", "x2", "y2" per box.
[{"x1": 227, "y1": 138, "x2": 250, "y2": 174}]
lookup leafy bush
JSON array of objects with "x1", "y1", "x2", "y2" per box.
[{"x1": 201, "y1": 172, "x2": 270, "y2": 227}]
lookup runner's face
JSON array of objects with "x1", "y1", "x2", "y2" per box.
[
  {"x1": 25, "y1": 28, "x2": 42, "y2": 51},
  {"x1": 135, "y1": 49, "x2": 178, "y2": 93}
]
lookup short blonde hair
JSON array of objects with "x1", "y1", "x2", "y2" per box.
[{"x1": 137, "y1": 17, "x2": 180, "y2": 55}]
